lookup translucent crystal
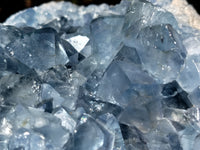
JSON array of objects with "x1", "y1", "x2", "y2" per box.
[
  {"x1": 120, "y1": 123, "x2": 148, "y2": 150},
  {"x1": 126, "y1": 24, "x2": 186, "y2": 83},
  {"x1": 66, "y1": 35, "x2": 89, "y2": 53},
  {"x1": 5, "y1": 28, "x2": 69, "y2": 71},
  {"x1": 53, "y1": 107, "x2": 76, "y2": 132},
  {"x1": 144, "y1": 119, "x2": 181, "y2": 150},
  {"x1": 66, "y1": 114, "x2": 114, "y2": 150},
  {"x1": 177, "y1": 57, "x2": 200, "y2": 92},
  {"x1": 97, "y1": 61, "x2": 132, "y2": 107},
  {"x1": 91, "y1": 16, "x2": 124, "y2": 71},
  {"x1": 97, "y1": 113, "x2": 125, "y2": 150},
  {"x1": 188, "y1": 86, "x2": 200, "y2": 107},
  {"x1": 123, "y1": 0, "x2": 178, "y2": 38},
  {"x1": 8, "y1": 128, "x2": 46, "y2": 150},
  {"x1": 0, "y1": 0, "x2": 200, "y2": 149},
  {"x1": 119, "y1": 97, "x2": 162, "y2": 133},
  {"x1": 40, "y1": 84, "x2": 65, "y2": 109},
  {"x1": 3, "y1": 75, "x2": 40, "y2": 107}
]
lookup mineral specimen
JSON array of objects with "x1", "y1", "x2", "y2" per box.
[{"x1": 0, "y1": 0, "x2": 200, "y2": 149}]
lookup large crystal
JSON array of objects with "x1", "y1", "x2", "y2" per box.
[{"x1": 0, "y1": 0, "x2": 200, "y2": 149}]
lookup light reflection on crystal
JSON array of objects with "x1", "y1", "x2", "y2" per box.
[{"x1": 66, "y1": 35, "x2": 90, "y2": 53}]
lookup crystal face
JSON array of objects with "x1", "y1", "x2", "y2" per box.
[{"x1": 1, "y1": 0, "x2": 200, "y2": 149}]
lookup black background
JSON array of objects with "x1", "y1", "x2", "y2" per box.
[{"x1": 0, "y1": 0, "x2": 199, "y2": 23}]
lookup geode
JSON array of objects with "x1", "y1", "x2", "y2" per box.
[{"x1": 0, "y1": 0, "x2": 200, "y2": 149}]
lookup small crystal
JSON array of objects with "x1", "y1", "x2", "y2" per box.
[{"x1": 66, "y1": 35, "x2": 89, "y2": 53}]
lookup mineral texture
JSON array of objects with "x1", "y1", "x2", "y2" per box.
[{"x1": 0, "y1": 0, "x2": 200, "y2": 150}]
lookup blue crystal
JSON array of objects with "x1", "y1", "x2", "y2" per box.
[
  {"x1": 8, "y1": 128, "x2": 46, "y2": 150},
  {"x1": 67, "y1": 114, "x2": 114, "y2": 150},
  {"x1": 97, "y1": 113, "x2": 126, "y2": 150},
  {"x1": 0, "y1": 0, "x2": 200, "y2": 149}
]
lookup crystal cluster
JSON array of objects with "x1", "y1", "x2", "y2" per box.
[{"x1": 0, "y1": 0, "x2": 200, "y2": 149}]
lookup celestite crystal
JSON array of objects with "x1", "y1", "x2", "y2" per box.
[{"x1": 0, "y1": 0, "x2": 200, "y2": 149}]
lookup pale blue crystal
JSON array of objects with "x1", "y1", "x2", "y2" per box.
[
  {"x1": 188, "y1": 86, "x2": 200, "y2": 107},
  {"x1": 8, "y1": 128, "x2": 46, "y2": 150},
  {"x1": 120, "y1": 123, "x2": 148, "y2": 150},
  {"x1": 5, "y1": 28, "x2": 69, "y2": 71},
  {"x1": 0, "y1": 0, "x2": 200, "y2": 149},
  {"x1": 97, "y1": 113, "x2": 126, "y2": 150},
  {"x1": 68, "y1": 114, "x2": 114, "y2": 150},
  {"x1": 126, "y1": 24, "x2": 186, "y2": 83},
  {"x1": 53, "y1": 107, "x2": 76, "y2": 132},
  {"x1": 40, "y1": 84, "x2": 65, "y2": 109}
]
